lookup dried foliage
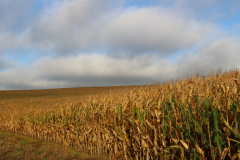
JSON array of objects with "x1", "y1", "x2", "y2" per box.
[{"x1": 1, "y1": 66, "x2": 240, "y2": 159}]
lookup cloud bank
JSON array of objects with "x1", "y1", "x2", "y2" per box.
[{"x1": 0, "y1": 0, "x2": 240, "y2": 90}]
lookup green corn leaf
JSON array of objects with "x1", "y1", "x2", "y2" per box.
[
  {"x1": 232, "y1": 102, "x2": 238, "y2": 119},
  {"x1": 171, "y1": 128, "x2": 175, "y2": 137},
  {"x1": 162, "y1": 102, "x2": 167, "y2": 138},
  {"x1": 164, "y1": 120, "x2": 169, "y2": 127},
  {"x1": 203, "y1": 133, "x2": 208, "y2": 145},
  {"x1": 202, "y1": 112, "x2": 207, "y2": 125},
  {"x1": 76, "y1": 115, "x2": 79, "y2": 123},
  {"x1": 203, "y1": 97, "x2": 210, "y2": 114},
  {"x1": 188, "y1": 105, "x2": 194, "y2": 121},
  {"x1": 195, "y1": 125, "x2": 203, "y2": 136},
  {"x1": 140, "y1": 117, "x2": 144, "y2": 126},
  {"x1": 117, "y1": 103, "x2": 120, "y2": 116},
  {"x1": 163, "y1": 124, "x2": 166, "y2": 138},
  {"x1": 192, "y1": 133, "x2": 198, "y2": 145},
  {"x1": 213, "y1": 107, "x2": 219, "y2": 130},
  {"x1": 162, "y1": 117, "x2": 167, "y2": 138},
  {"x1": 118, "y1": 104, "x2": 122, "y2": 121},
  {"x1": 236, "y1": 96, "x2": 240, "y2": 107},
  {"x1": 237, "y1": 117, "x2": 240, "y2": 129},
  {"x1": 117, "y1": 126, "x2": 124, "y2": 136},
  {"x1": 140, "y1": 109, "x2": 147, "y2": 126},
  {"x1": 120, "y1": 105, "x2": 122, "y2": 119},
  {"x1": 221, "y1": 112, "x2": 240, "y2": 138},
  {"x1": 143, "y1": 108, "x2": 147, "y2": 118},
  {"x1": 172, "y1": 97, "x2": 180, "y2": 110},
  {"x1": 130, "y1": 117, "x2": 134, "y2": 125},
  {"x1": 72, "y1": 115, "x2": 74, "y2": 124},
  {"x1": 230, "y1": 94, "x2": 234, "y2": 101},
  {"x1": 188, "y1": 104, "x2": 203, "y2": 135},
  {"x1": 177, "y1": 125, "x2": 184, "y2": 132},
  {"x1": 221, "y1": 112, "x2": 227, "y2": 122},
  {"x1": 137, "y1": 105, "x2": 141, "y2": 121},
  {"x1": 194, "y1": 119, "x2": 203, "y2": 135},
  {"x1": 166, "y1": 102, "x2": 173, "y2": 122},
  {"x1": 185, "y1": 117, "x2": 191, "y2": 130},
  {"x1": 216, "y1": 130, "x2": 223, "y2": 137},
  {"x1": 162, "y1": 101, "x2": 166, "y2": 114},
  {"x1": 166, "y1": 101, "x2": 172, "y2": 111},
  {"x1": 195, "y1": 94, "x2": 200, "y2": 116},
  {"x1": 185, "y1": 129, "x2": 191, "y2": 140},
  {"x1": 212, "y1": 149, "x2": 218, "y2": 159},
  {"x1": 79, "y1": 121, "x2": 81, "y2": 128},
  {"x1": 180, "y1": 101, "x2": 186, "y2": 121},
  {"x1": 231, "y1": 128, "x2": 240, "y2": 139},
  {"x1": 208, "y1": 110, "x2": 213, "y2": 119},
  {"x1": 212, "y1": 98, "x2": 216, "y2": 107},
  {"x1": 214, "y1": 131, "x2": 223, "y2": 151},
  {"x1": 227, "y1": 99, "x2": 231, "y2": 116},
  {"x1": 132, "y1": 106, "x2": 135, "y2": 119}
]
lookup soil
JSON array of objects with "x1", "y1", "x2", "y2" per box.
[{"x1": 0, "y1": 130, "x2": 107, "y2": 160}]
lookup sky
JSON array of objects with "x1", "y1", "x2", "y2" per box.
[{"x1": 0, "y1": 0, "x2": 240, "y2": 90}]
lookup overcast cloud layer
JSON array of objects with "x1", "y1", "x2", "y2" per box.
[{"x1": 0, "y1": 0, "x2": 240, "y2": 90}]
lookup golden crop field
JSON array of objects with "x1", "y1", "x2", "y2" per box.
[
  {"x1": 1, "y1": 66, "x2": 240, "y2": 160},
  {"x1": 0, "y1": 85, "x2": 141, "y2": 117}
]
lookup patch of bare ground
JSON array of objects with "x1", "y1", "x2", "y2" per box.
[{"x1": 0, "y1": 130, "x2": 108, "y2": 160}]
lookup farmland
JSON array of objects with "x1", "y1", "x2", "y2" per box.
[
  {"x1": 0, "y1": 85, "x2": 141, "y2": 159},
  {"x1": 0, "y1": 85, "x2": 141, "y2": 117},
  {"x1": 1, "y1": 66, "x2": 240, "y2": 159}
]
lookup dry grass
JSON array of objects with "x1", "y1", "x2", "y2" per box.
[
  {"x1": 0, "y1": 130, "x2": 107, "y2": 160},
  {"x1": 1, "y1": 66, "x2": 240, "y2": 159}
]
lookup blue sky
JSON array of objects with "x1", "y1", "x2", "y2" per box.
[{"x1": 0, "y1": 0, "x2": 240, "y2": 90}]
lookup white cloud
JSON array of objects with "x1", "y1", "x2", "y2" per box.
[
  {"x1": 28, "y1": 0, "x2": 124, "y2": 55},
  {"x1": 101, "y1": 7, "x2": 212, "y2": 56},
  {"x1": 0, "y1": 0, "x2": 240, "y2": 90},
  {"x1": 26, "y1": 1, "x2": 213, "y2": 58},
  {"x1": 174, "y1": 38, "x2": 240, "y2": 78},
  {"x1": 1, "y1": 36, "x2": 240, "y2": 90},
  {"x1": 164, "y1": 0, "x2": 240, "y2": 22},
  {"x1": 0, "y1": 54, "x2": 163, "y2": 90},
  {"x1": 0, "y1": 0, "x2": 45, "y2": 55},
  {"x1": 0, "y1": 55, "x2": 15, "y2": 71}
]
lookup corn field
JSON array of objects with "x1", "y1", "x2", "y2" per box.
[{"x1": 1, "y1": 66, "x2": 240, "y2": 159}]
